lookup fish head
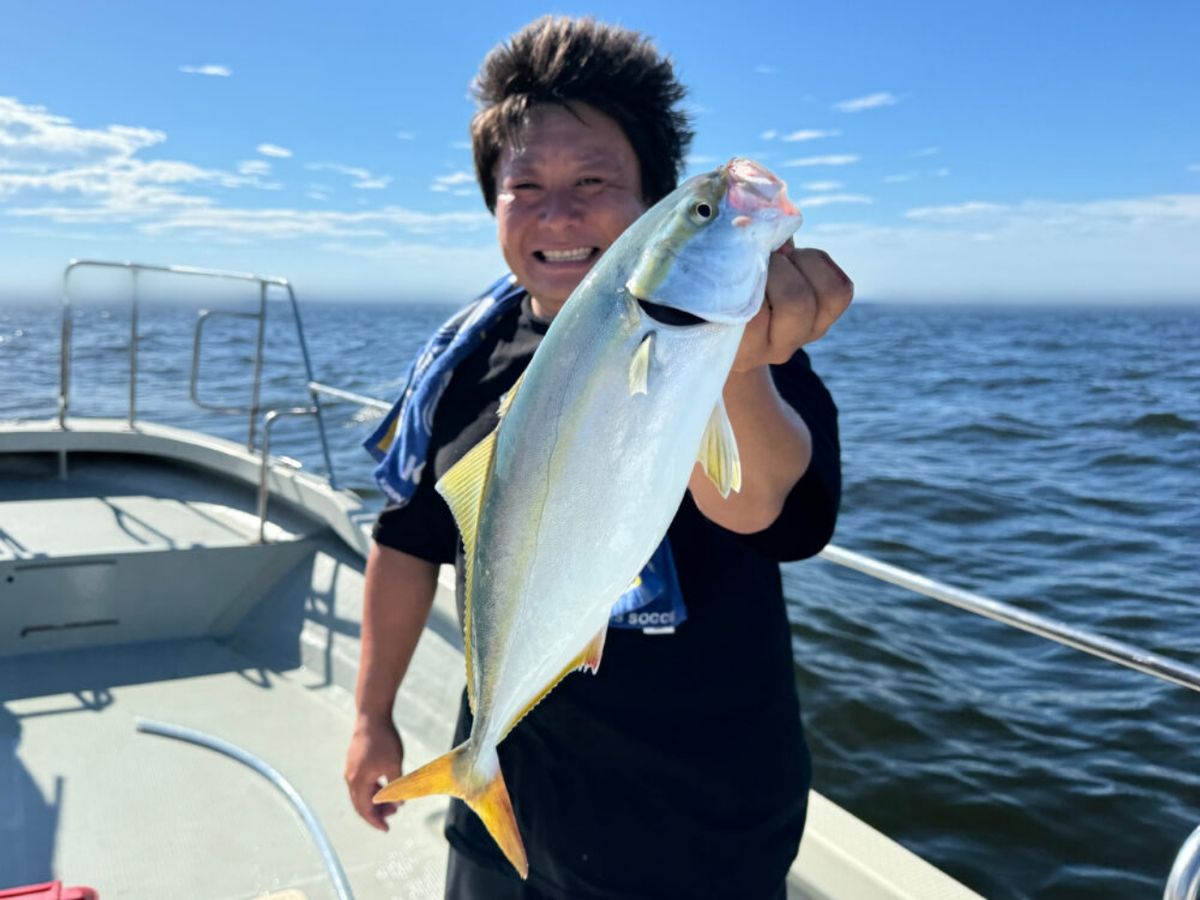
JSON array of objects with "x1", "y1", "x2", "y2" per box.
[{"x1": 624, "y1": 157, "x2": 803, "y2": 326}]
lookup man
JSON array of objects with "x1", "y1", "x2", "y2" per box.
[{"x1": 345, "y1": 16, "x2": 851, "y2": 900}]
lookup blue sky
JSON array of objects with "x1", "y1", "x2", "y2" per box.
[{"x1": 1, "y1": 0, "x2": 1197, "y2": 303}]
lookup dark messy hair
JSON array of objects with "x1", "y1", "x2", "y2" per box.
[{"x1": 469, "y1": 16, "x2": 694, "y2": 212}]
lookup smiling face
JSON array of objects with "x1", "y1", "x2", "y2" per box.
[{"x1": 494, "y1": 103, "x2": 647, "y2": 318}]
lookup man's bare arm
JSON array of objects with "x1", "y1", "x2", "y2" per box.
[{"x1": 345, "y1": 543, "x2": 439, "y2": 831}]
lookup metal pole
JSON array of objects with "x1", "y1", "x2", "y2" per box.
[
  {"x1": 257, "y1": 406, "x2": 318, "y2": 543},
  {"x1": 247, "y1": 279, "x2": 269, "y2": 451},
  {"x1": 1165, "y1": 823, "x2": 1200, "y2": 900},
  {"x1": 284, "y1": 283, "x2": 338, "y2": 489},
  {"x1": 818, "y1": 544, "x2": 1200, "y2": 695},
  {"x1": 128, "y1": 267, "x2": 139, "y2": 428},
  {"x1": 135, "y1": 718, "x2": 354, "y2": 900},
  {"x1": 57, "y1": 263, "x2": 75, "y2": 479}
]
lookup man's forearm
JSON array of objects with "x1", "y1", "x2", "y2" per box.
[
  {"x1": 355, "y1": 544, "x2": 440, "y2": 722},
  {"x1": 689, "y1": 366, "x2": 811, "y2": 534}
]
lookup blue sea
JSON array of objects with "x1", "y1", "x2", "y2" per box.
[{"x1": 1, "y1": 289, "x2": 1197, "y2": 900}]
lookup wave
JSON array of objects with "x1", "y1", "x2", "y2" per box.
[{"x1": 1128, "y1": 412, "x2": 1196, "y2": 434}]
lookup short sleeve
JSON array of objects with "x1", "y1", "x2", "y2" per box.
[
  {"x1": 372, "y1": 471, "x2": 458, "y2": 565},
  {"x1": 738, "y1": 349, "x2": 841, "y2": 562}
]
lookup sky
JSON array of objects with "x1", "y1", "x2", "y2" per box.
[{"x1": 1, "y1": 0, "x2": 1198, "y2": 304}]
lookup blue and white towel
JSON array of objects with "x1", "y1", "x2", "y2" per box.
[{"x1": 365, "y1": 273, "x2": 686, "y2": 633}]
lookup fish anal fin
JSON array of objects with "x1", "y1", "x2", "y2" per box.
[
  {"x1": 435, "y1": 428, "x2": 498, "y2": 713},
  {"x1": 374, "y1": 743, "x2": 528, "y2": 879},
  {"x1": 577, "y1": 626, "x2": 607, "y2": 675},
  {"x1": 500, "y1": 627, "x2": 610, "y2": 741},
  {"x1": 698, "y1": 397, "x2": 742, "y2": 498},
  {"x1": 629, "y1": 332, "x2": 654, "y2": 396},
  {"x1": 497, "y1": 368, "x2": 527, "y2": 419}
]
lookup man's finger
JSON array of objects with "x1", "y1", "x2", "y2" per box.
[
  {"x1": 794, "y1": 249, "x2": 853, "y2": 342},
  {"x1": 764, "y1": 252, "x2": 818, "y2": 363}
]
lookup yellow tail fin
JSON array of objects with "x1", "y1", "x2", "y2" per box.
[{"x1": 373, "y1": 742, "x2": 528, "y2": 879}]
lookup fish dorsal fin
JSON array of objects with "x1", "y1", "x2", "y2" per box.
[
  {"x1": 496, "y1": 368, "x2": 527, "y2": 420},
  {"x1": 629, "y1": 332, "x2": 654, "y2": 396},
  {"x1": 500, "y1": 626, "x2": 609, "y2": 741},
  {"x1": 697, "y1": 397, "x2": 742, "y2": 498},
  {"x1": 435, "y1": 427, "x2": 499, "y2": 713}
]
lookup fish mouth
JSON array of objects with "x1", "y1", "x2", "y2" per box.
[{"x1": 636, "y1": 298, "x2": 706, "y2": 326}]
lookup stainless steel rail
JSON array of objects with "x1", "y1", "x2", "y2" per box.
[
  {"x1": 817, "y1": 544, "x2": 1200, "y2": 695},
  {"x1": 258, "y1": 406, "x2": 319, "y2": 543},
  {"x1": 59, "y1": 259, "x2": 337, "y2": 487},
  {"x1": 1165, "y1": 824, "x2": 1200, "y2": 900},
  {"x1": 136, "y1": 718, "x2": 354, "y2": 900},
  {"x1": 308, "y1": 381, "x2": 393, "y2": 413}
]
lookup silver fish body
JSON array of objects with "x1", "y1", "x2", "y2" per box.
[{"x1": 375, "y1": 158, "x2": 803, "y2": 877}]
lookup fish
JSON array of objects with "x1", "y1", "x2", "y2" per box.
[{"x1": 373, "y1": 157, "x2": 803, "y2": 877}]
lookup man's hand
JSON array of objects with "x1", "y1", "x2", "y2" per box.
[
  {"x1": 733, "y1": 242, "x2": 853, "y2": 372},
  {"x1": 345, "y1": 716, "x2": 405, "y2": 832}
]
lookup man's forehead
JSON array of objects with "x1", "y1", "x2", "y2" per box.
[
  {"x1": 501, "y1": 142, "x2": 625, "y2": 171},
  {"x1": 498, "y1": 103, "x2": 635, "y2": 170}
]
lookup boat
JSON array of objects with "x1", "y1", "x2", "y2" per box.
[{"x1": 2, "y1": 260, "x2": 1196, "y2": 900}]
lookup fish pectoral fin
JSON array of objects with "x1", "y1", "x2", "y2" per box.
[
  {"x1": 435, "y1": 427, "x2": 498, "y2": 714},
  {"x1": 576, "y1": 627, "x2": 607, "y2": 676},
  {"x1": 697, "y1": 397, "x2": 742, "y2": 498},
  {"x1": 629, "y1": 332, "x2": 654, "y2": 396},
  {"x1": 374, "y1": 742, "x2": 528, "y2": 880}
]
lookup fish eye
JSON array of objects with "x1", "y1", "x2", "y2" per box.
[{"x1": 689, "y1": 201, "x2": 715, "y2": 225}]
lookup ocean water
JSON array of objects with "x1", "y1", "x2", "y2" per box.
[{"x1": 1, "y1": 291, "x2": 1197, "y2": 899}]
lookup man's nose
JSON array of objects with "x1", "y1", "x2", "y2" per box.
[{"x1": 538, "y1": 187, "x2": 583, "y2": 226}]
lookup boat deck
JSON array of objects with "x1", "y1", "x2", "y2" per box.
[
  {"x1": 0, "y1": 428, "x2": 986, "y2": 900},
  {"x1": 0, "y1": 444, "x2": 465, "y2": 898}
]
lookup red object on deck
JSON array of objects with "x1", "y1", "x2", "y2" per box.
[{"x1": 0, "y1": 883, "x2": 98, "y2": 900}]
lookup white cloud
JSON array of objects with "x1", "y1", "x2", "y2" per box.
[
  {"x1": 179, "y1": 65, "x2": 231, "y2": 77},
  {"x1": 1189, "y1": 163, "x2": 1200, "y2": 172},
  {"x1": 136, "y1": 206, "x2": 490, "y2": 239},
  {"x1": 308, "y1": 161, "x2": 392, "y2": 189},
  {"x1": 257, "y1": 143, "x2": 292, "y2": 158},
  {"x1": 451, "y1": 140, "x2": 472, "y2": 150},
  {"x1": 906, "y1": 195, "x2": 1200, "y2": 228},
  {"x1": 803, "y1": 181, "x2": 843, "y2": 191},
  {"x1": 834, "y1": 92, "x2": 898, "y2": 113},
  {"x1": 798, "y1": 193, "x2": 872, "y2": 208},
  {"x1": 396, "y1": 131, "x2": 416, "y2": 141},
  {"x1": 905, "y1": 201, "x2": 1006, "y2": 220},
  {"x1": 754, "y1": 65, "x2": 777, "y2": 75},
  {"x1": 783, "y1": 155, "x2": 860, "y2": 167},
  {"x1": 781, "y1": 129, "x2": 840, "y2": 142},
  {"x1": 237, "y1": 159, "x2": 272, "y2": 176},
  {"x1": 884, "y1": 173, "x2": 915, "y2": 183},
  {"x1": 913, "y1": 146, "x2": 940, "y2": 157},
  {"x1": 0, "y1": 96, "x2": 165, "y2": 171},
  {"x1": 431, "y1": 171, "x2": 475, "y2": 192},
  {"x1": 760, "y1": 130, "x2": 778, "y2": 141},
  {"x1": 807, "y1": 194, "x2": 1200, "y2": 301},
  {"x1": 686, "y1": 154, "x2": 718, "y2": 167},
  {"x1": 934, "y1": 168, "x2": 950, "y2": 177}
]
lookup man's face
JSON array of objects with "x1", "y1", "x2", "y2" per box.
[{"x1": 494, "y1": 103, "x2": 647, "y2": 317}]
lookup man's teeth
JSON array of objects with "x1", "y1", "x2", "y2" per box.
[{"x1": 541, "y1": 248, "x2": 592, "y2": 263}]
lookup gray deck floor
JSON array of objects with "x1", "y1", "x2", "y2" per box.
[
  {"x1": 2, "y1": 637, "x2": 452, "y2": 899},
  {"x1": 0, "y1": 450, "x2": 463, "y2": 898}
]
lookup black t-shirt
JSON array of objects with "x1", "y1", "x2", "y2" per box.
[{"x1": 374, "y1": 292, "x2": 841, "y2": 900}]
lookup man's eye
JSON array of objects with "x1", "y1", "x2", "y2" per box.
[
  {"x1": 511, "y1": 182, "x2": 540, "y2": 191},
  {"x1": 577, "y1": 177, "x2": 603, "y2": 187}
]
